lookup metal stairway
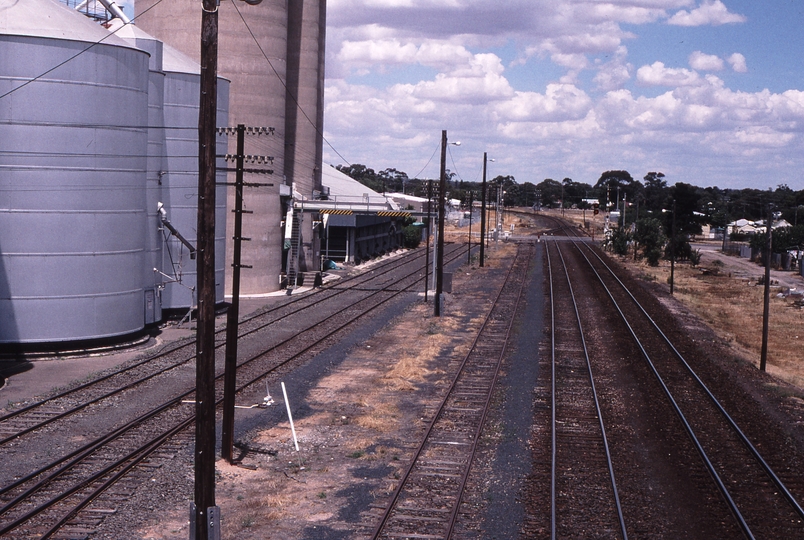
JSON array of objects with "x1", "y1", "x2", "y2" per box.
[{"x1": 286, "y1": 211, "x2": 302, "y2": 294}]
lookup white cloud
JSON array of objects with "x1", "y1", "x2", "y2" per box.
[
  {"x1": 323, "y1": 1, "x2": 804, "y2": 189},
  {"x1": 727, "y1": 53, "x2": 748, "y2": 73},
  {"x1": 593, "y1": 46, "x2": 632, "y2": 91},
  {"x1": 689, "y1": 51, "x2": 724, "y2": 71},
  {"x1": 636, "y1": 62, "x2": 702, "y2": 87},
  {"x1": 667, "y1": 1, "x2": 747, "y2": 27},
  {"x1": 494, "y1": 84, "x2": 592, "y2": 123}
]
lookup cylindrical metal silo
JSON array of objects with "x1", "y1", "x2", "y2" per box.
[
  {"x1": 158, "y1": 43, "x2": 229, "y2": 311},
  {"x1": 115, "y1": 22, "x2": 166, "y2": 325},
  {"x1": 0, "y1": 0, "x2": 150, "y2": 343},
  {"x1": 136, "y1": 0, "x2": 289, "y2": 294}
]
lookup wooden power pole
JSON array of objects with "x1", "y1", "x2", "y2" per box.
[
  {"x1": 760, "y1": 204, "x2": 773, "y2": 372},
  {"x1": 480, "y1": 152, "x2": 487, "y2": 267},
  {"x1": 193, "y1": 0, "x2": 220, "y2": 538},
  {"x1": 435, "y1": 130, "x2": 447, "y2": 316}
]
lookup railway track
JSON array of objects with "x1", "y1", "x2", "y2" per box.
[
  {"x1": 573, "y1": 238, "x2": 804, "y2": 538},
  {"x1": 0, "y1": 243, "x2": 471, "y2": 538},
  {"x1": 524, "y1": 214, "x2": 804, "y2": 537},
  {"x1": 0, "y1": 244, "x2": 460, "y2": 445},
  {"x1": 370, "y1": 243, "x2": 533, "y2": 539},
  {"x1": 545, "y1": 239, "x2": 626, "y2": 539}
]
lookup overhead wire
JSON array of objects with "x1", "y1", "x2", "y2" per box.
[
  {"x1": 0, "y1": 0, "x2": 168, "y2": 102},
  {"x1": 229, "y1": 0, "x2": 352, "y2": 168},
  {"x1": 411, "y1": 141, "x2": 441, "y2": 180},
  {"x1": 447, "y1": 145, "x2": 464, "y2": 183}
]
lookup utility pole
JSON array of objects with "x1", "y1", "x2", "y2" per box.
[
  {"x1": 760, "y1": 204, "x2": 773, "y2": 371},
  {"x1": 221, "y1": 125, "x2": 246, "y2": 465},
  {"x1": 479, "y1": 153, "x2": 488, "y2": 267},
  {"x1": 467, "y1": 191, "x2": 473, "y2": 264},
  {"x1": 193, "y1": 0, "x2": 219, "y2": 536},
  {"x1": 622, "y1": 192, "x2": 627, "y2": 228},
  {"x1": 424, "y1": 180, "x2": 431, "y2": 302},
  {"x1": 670, "y1": 199, "x2": 676, "y2": 295},
  {"x1": 495, "y1": 180, "x2": 501, "y2": 246},
  {"x1": 220, "y1": 125, "x2": 273, "y2": 463},
  {"x1": 435, "y1": 130, "x2": 447, "y2": 316}
]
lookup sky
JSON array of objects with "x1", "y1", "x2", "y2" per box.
[{"x1": 323, "y1": 0, "x2": 804, "y2": 191}]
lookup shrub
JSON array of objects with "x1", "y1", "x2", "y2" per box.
[{"x1": 402, "y1": 225, "x2": 422, "y2": 248}]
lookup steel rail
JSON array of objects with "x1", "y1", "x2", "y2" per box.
[
  {"x1": 0, "y1": 244, "x2": 472, "y2": 537},
  {"x1": 579, "y1": 241, "x2": 804, "y2": 522},
  {"x1": 443, "y1": 245, "x2": 531, "y2": 539},
  {"x1": 571, "y1": 241, "x2": 755, "y2": 539},
  {"x1": 546, "y1": 227, "x2": 558, "y2": 540},
  {"x1": 0, "y1": 245, "x2": 440, "y2": 427},
  {"x1": 1, "y1": 243, "x2": 471, "y2": 507},
  {"x1": 371, "y1": 245, "x2": 530, "y2": 539},
  {"x1": 550, "y1": 240, "x2": 628, "y2": 539},
  {"x1": 0, "y1": 244, "x2": 463, "y2": 446}
]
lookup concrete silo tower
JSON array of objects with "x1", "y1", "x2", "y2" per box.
[
  {"x1": 285, "y1": 0, "x2": 327, "y2": 271},
  {"x1": 136, "y1": 0, "x2": 327, "y2": 294}
]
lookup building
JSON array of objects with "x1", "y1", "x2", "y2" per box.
[{"x1": 136, "y1": 0, "x2": 327, "y2": 294}]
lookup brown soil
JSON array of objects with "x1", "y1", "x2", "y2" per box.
[
  {"x1": 136, "y1": 244, "x2": 518, "y2": 539},
  {"x1": 556, "y1": 208, "x2": 804, "y2": 388}
]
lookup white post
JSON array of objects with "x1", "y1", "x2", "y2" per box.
[{"x1": 281, "y1": 382, "x2": 300, "y2": 454}]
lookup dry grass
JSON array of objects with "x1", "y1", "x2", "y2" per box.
[
  {"x1": 354, "y1": 402, "x2": 400, "y2": 432},
  {"x1": 628, "y1": 257, "x2": 804, "y2": 388}
]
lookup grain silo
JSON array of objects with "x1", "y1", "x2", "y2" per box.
[
  {"x1": 114, "y1": 22, "x2": 166, "y2": 325},
  {"x1": 285, "y1": 0, "x2": 327, "y2": 272},
  {"x1": 156, "y1": 43, "x2": 230, "y2": 311},
  {"x1": 136, "y1": 0, "x2": 327, "y2": 294},
  {"x1": 0, "y1": 0, "x2": 150, "y2": 343}
]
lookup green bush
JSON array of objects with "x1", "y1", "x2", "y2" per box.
[{"x1": 402, "y1": 225, "x2": 422, "y2": 248}]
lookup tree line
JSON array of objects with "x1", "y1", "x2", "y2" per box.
[{"x1": 336, "y1": 164, "x2": 804, "y2": 261}]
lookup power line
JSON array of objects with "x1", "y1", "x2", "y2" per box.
[
  {"x1": 0, "y1": 0, "x2": 168, "y2": 102},
  {"x1": 447, "y1": 145, "x2": 464, "y2": 182},
  {"x1": 229, "y1": 0, "x2": 352, "y2": 168},
  {"x1": 412, "y1": 141, "x2": 441, "y2": 180}
]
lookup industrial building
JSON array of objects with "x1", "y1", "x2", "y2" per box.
[
  {"x1": 0, "y1": 0, "x2": 403, "y2": 345},
  {"x1": 134, "y1": 0, "x2": 327, "y2": 296},
  {"x1": 0, "y1": 0, "x2": 230, "y2": 344}
]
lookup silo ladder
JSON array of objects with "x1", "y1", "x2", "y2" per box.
[{"x1": 286, "y1": 211, "x2": 302, "y2": 294}]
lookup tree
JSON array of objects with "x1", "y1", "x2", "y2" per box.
[
  {"x1": 642, "y1": 172, "x2": 667, "y2": 215},
  {"x1": 535, "y1": 178, "x2": 563, "y2": 207},
  {"x1": 609, "y1": 226, "x2": 631, "y2": 256},
  {"x1": 402, "y1": 224, "x2": 422, "y2": 248},
  {"x1": 594, "y1": 170, "x2": 638, "y2": 209},
  {"x1": 336, "y1": 164, "x2": 382, "y2": 192},
  {"x1": 662, "y1": 182, "x2": 702, "y2": 262},
  {"x1": 634, "y1": 217, "x2": 666, "y2": 266},
  {"x1": 378, "y1": 168, "x2": 409, "y2": 193}
]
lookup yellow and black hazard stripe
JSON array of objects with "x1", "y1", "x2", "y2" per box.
[
  {"x1": 321, "y1": 209, "x2": 354, "y2": 215},
  {"x1": 376, "y1": 211, "x2": 411, "y2": 218}
]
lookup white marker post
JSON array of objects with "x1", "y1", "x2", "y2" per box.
[{"x1": 281, "y1": 382, "x2": 303, "y2": 469}]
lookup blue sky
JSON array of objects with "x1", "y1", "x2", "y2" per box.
[{"x1": 324, "y1": 0, "x2": 804, "y2": 190}]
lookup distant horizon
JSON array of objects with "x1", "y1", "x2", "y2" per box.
[
  {"x1": 120, "y1": 1, "x2": 804, "y2": 191},
  {"x1": 321, "y1": 1, "x2": 804, "y2": 192},
  {"x1": 328, "y1": 161, "x2": 803, "y2": 195}
]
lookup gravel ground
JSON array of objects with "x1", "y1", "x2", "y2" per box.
[
  {"x1": 5, "y1": 230, "x2": 804, "y2": 539},
  {"x1": 91, "y1": 246, "x2": 514, "y2": 539}
]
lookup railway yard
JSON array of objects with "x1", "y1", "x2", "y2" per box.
[{"x1": 2, "y1": 213, "x2": 804, "y2": 539}]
